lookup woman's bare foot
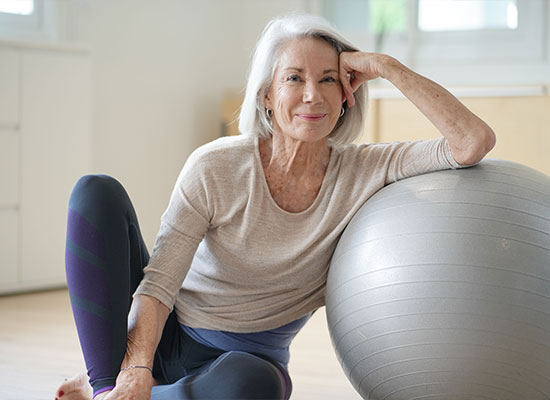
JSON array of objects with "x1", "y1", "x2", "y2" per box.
[{"x1": 55, "y1": 373, "x2": 93, "y2": 400}]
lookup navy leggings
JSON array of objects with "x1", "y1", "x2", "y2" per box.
[{"x1": 65, "y1": 175, "x2": 292, "y2": 399}]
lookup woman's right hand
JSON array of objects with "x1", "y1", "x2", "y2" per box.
[
  {"x1": 339, "y1": 51, "x2": 397, "y2": 108},
  {"x1": 104, "y1": 368, "x2": 153, "y2": 400},
  {"x1": 101, "y1": 294, "x2": 170, "y2": 399}
]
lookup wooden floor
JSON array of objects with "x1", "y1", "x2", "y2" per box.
[{"x1": 0, "y1": 289, "x2": 361, "y2": 400}]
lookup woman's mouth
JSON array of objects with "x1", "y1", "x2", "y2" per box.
[{"x1": 296, "y1": 113, "x2": 326, "y2": 121}]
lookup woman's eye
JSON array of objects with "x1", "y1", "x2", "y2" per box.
[
  {"x1": 286, "y1": 75, "x2": 301, "y2": 82},
  {"x1": 323, "y1": 76, "x2": 337, "y2": 83}
]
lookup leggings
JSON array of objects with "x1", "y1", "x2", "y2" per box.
[{"x1": 65, "y1": 175, "x2": 292, "y2": 399}]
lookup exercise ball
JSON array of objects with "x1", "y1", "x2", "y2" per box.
[{"x1": 326, "y1": 159, "x2": 550, "y2": 400}]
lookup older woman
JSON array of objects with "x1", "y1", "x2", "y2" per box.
[{"x1": 56, "y1": 13, "x2": 495, "y2": 400}]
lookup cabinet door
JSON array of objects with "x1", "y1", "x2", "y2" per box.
[
  {"x1": 20, "y1": 49, "x2": 92, "y2": 287},
  {"x1": 0, "y1": 131, "x2": 19, "y2": 207},
  {"x1": 0, "y1": 209, "x2": 19, "y2": 289},
  {"x1": 0, "y1": 48, "x2": 19, "y2": 128}
]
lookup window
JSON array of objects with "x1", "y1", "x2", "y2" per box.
[
  {"x1": 0, "y1": 0, "x2": 79, "y2": 44},
  {"x1": 418, "y1": 0, "x2": 518, "y2": 31},
  {"x1": 0, "y1": 0, "x2": 34, "y2": 15},
  {"x1": 318, "y1": 0, "x2": 549, "y2": 86},
  {"x1": 321, "y1": 0, "x2": 408, "y2": 53},
  {"x1": 323, "y1": 0, "x2": 407, "y2": 35},
  {"x1": 0, "y1": 0, "x2": 42, "y2": 41}
]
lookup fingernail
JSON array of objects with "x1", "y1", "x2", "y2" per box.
[{"x1": 59, "y1": 390, "x2": 65, "y2": 396}]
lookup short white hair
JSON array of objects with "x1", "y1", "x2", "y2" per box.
[{"x1": 238, "y1": 13, "x2": 367, "y2": 146}]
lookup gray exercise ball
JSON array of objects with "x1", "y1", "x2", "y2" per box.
[{"x1": 326, "y1": 159, "x2": 550, "y2": 400}]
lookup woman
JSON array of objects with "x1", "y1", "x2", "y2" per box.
[{"x1": 56, "y1": 14, "x2": 495, "y2": 400}]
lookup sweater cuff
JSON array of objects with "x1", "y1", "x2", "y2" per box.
[{"x1": 133, "y1": 281, "x2": 176, "y2": 313}]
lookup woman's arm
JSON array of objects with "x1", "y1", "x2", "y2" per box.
[
  {"x1": 339, "y1": 52, "x2": 496, "y2": 166},
  {"x1": 105, "y1": 294, "x2": 170, "y2": 400}
]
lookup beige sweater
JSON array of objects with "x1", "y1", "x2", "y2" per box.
[{"x1": 134, "y1": 135, "x2": 462, "y2": 332}]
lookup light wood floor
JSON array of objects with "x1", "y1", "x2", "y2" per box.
[{"x1": 0, "y1": 289, "x2": 361, "y2": 400}]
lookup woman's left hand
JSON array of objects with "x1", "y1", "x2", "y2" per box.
[{"x1": 339, "y1": 52, "x2": 395, "y2": 107}]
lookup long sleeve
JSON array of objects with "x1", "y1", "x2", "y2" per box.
[{"x1": 353, "y1": 137, "x2": 465, "y2": 186}]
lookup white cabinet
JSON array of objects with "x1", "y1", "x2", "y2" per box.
[
  {"x1": 0, "y1": 47, "x2": 18, "y2": 127},
  {"x1": 0, "y1": 131, "x2": 19, "y2": 207},
  {"x1": 0, "y1": 42, "x2": 91, "y2": 293},
  {"x1": 0, "y1": 210, "x2": 18, "y2": 287}
]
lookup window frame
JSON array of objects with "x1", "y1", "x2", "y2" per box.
[{"x1": 411, "y1": 1, "x2": 546, "y2": 65}]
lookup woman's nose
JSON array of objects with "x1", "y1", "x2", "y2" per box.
[{"x1": 302, "y1": 82, "x2": 322, "y2": 103}]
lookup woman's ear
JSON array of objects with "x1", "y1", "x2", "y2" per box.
[{"x1": 264, "y1": 91, "x2": 272, "y2": 110}]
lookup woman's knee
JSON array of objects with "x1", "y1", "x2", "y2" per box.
[
  {"x1": 209, "y1": 351, "x2": 290, "y2": 399},
  {"x1": 70, "y1": 175, "x2": 129, "y2": 213},
  {"x1": 72, "y1": 174, "x2": 124, "y2": 200}
]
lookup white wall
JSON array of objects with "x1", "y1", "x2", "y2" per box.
[{"x1": 78, "y1": 0, "x2": 310, "y2": 248}]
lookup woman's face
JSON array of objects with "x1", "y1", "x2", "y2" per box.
[{"x1": 265, "y1": 37, "x2": 345, "y2": 143}]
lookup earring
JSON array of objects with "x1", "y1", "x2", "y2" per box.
[
  {"x1": 266, "y1": 108, "x2": 273, "y2": 118},
  {"x1": 340, "y1": 107, "x2": 345, "y2": 117}
]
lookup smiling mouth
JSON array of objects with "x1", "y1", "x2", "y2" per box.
[{"x1": 296, "y1": 114, "x2": 326, "y2": 121}]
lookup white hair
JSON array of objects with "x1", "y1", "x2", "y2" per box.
[{"x1": 238, "y1": 13, "x2": 368, "y2": 146}]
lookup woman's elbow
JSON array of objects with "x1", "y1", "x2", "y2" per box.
[
  {"x1": 454, "y1": 126, "x2": 496, "y2": 166},
  {"x1": 484, "y1": 126, "x2": 497, "y2": 153}
]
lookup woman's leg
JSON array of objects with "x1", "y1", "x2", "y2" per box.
[
  {"x1": 61, "y1": 174, "x2": 291, "y2": 400},
  {"x1": 63, "y1": 174, "x2": 150, "y2": 397},
  {"x1": 152, "y1": 351, "x2": 292, "y2": 400},
  {"x1": 151, "y1": 321, "x2": 292, "y2": 400}
]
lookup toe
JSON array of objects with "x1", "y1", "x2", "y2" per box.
[{"x1": 55, "y1": 373, "x2": 92, "y2": 400}]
